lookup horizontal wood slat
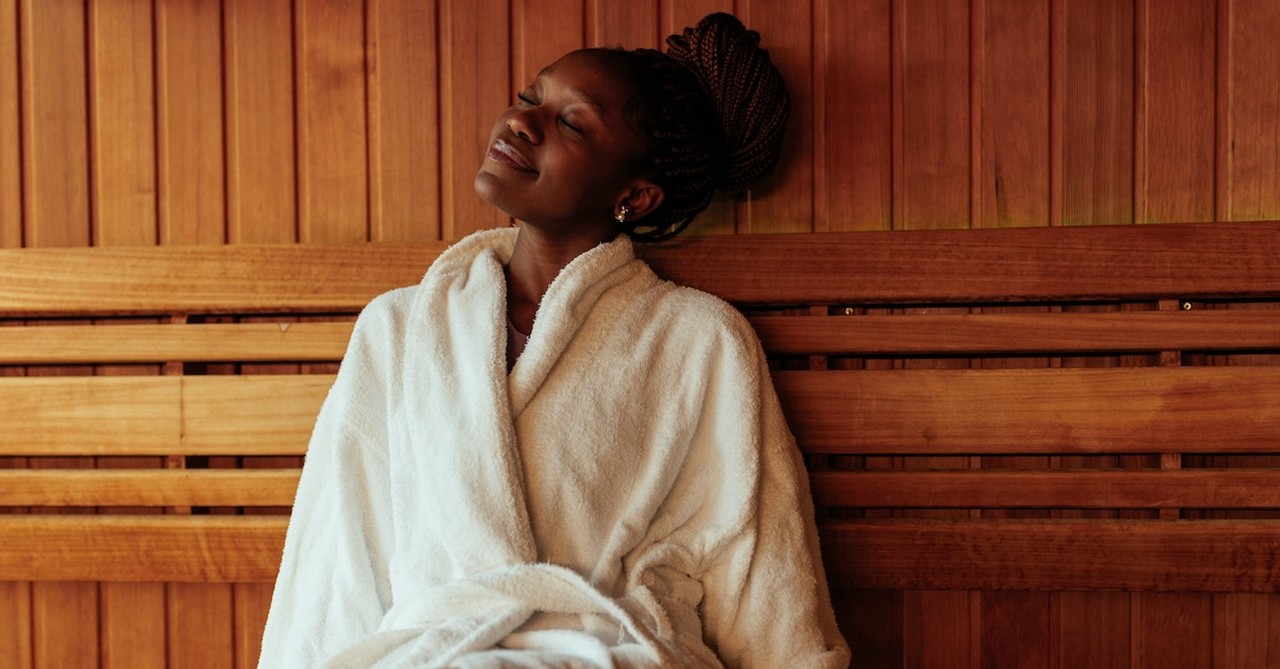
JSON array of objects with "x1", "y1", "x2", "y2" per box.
[
  {"x1": 0, "y1": 375, "x2": 329, "y2": 456},
  {"x1": 822, "y1": 519, "x2": 1280, "y2": 592},
  {"x1": 778, "y1": 367, "x2": 1280, "y2": 454},
  {"x1": 640, "y1": 222, "x2": 1280, "y2": 305},
  {"x1": 752, "y1": 309, "x2": 1280, "y2": 355},
  {"x1": 811, "y1": 469, "x2": 1280, "y2": 508},
  {"x1": 4, "y1": 308, "x2": 1276, "y2": 366},
  {"x1": 0, "y1": 242, "x2": 443, "y2": 316},
  {"x1": 0, "y1": 322, "x2": 353, "y2": 364},
  {"x1": 0, "y1": 469, "x2": 300, "y2": 507},
  {"x1": 0, "y1": 516, "x2": 287, "y2": 582},
  {"x1": 2, "y1": 223, "x2": 1277, "y2": 316},
  {"x1": 6, "y1": 516, "x2": 1275, "y2": 591}
]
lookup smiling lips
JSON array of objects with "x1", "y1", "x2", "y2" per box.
[{"x1": 488, "y1": 139, "x2": 537, "y2": 173}]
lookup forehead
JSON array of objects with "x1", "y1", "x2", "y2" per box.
[{"x1": 536, "y1": 50, "x2": 637, "y2": 108}]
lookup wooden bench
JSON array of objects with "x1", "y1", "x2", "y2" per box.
[{"x1": 2, "y1": 221, "x2": 1279, "y2": 666}]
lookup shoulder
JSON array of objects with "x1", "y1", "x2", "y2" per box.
[{"x1": 642, "y1": 279, "x2": 764, "y2": 365}]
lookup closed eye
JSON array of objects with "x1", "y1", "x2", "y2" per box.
[
  {"x1": 559, "y1": 117, "x2": 582, "y2": 133},
  {"x1": 516, "y1": 92, "x2": 538, "y2": 106}
]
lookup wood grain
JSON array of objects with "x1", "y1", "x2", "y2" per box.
[
  {"x1": 0, "y1": 321, "x2": 353, "y2": 365},
  {"x1": 823, "y1": 519, "x2": 1280, "y2": 592},
  {"x1": 0, "y1": 516, "x2": 288, "y2": 582},
  {"x1": 0, "y1": 375, "x2": 327, "y2": 457},
  {"x1": 0, "y1": 0, "x2": 19, "y2": 248},
  {"x1": 778, "y1": 366, "x2": 1280, "y2": 454},
  {"x1": 0, "y1": 469, "x2": 300, "y2": 507},
  {"x1": 156, "y1": 0, "x2": 226, "y2": 245}
]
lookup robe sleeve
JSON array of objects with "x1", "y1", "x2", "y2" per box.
[
  {"x1": 694, "y1": 318, "x2": 851, "y2": 669},
  {"x1": 257, "y1": 294, "x2": 400, "y2": 668}
]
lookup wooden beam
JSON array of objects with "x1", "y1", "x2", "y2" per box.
[
  {"x1": 811, "y1": 469, "x2": 1280, "y2": 508},
  {"x1": 777, "y1": 366, "x2": 1280, "y2": 454},
  {"x1": 0, "y1": 516, "x2": 287, "y2": 582},
  {"x1": 0, "y1": 469, "x2": 300, "y2": 507},
  {"x1": 822, "y1": 519, "x2": 1280, "y2": 592}
]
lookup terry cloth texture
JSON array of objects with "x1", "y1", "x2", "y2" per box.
[{"x1": 259, "y1": 227, "x2": 850, "y2": 668}]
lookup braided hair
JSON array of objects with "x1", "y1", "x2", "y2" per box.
[{"x1": 603, "y1": 13, "x2": 790, "y2": 241}]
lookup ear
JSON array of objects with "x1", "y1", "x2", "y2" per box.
[{"x1": 617, "y1": 181, "x2": 665, "y2": 221}]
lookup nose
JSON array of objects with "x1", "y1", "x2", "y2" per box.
[{"x1": 507, "y1": 108, "x2": 542, "y2": 144}]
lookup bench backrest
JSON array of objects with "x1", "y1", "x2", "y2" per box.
[{"x1": 2, "y1": 221, "x2": 1279, "y2": 649}]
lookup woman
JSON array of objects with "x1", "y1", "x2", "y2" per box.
[{"x1": 260, "y1": 13, "x2": 849, "y2": 668}]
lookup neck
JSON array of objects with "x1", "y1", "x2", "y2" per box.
[{"x1": 504, "y1": 225, "x2": 617, "y2": 333}]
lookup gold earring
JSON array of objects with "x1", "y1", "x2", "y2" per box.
[{"x1": 615, "y1": 204, "x2": 631, "y2": 224}]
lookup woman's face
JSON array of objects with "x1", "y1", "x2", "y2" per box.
[{"x1": 474, "y1": 50, "x2": 651, "y2": 240}]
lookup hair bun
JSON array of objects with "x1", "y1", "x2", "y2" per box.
[{"x1": 665, "y1": 13, "x2": 790, "y2": 194}]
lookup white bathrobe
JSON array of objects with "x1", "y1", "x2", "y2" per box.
[{"x1": 259, "y1": 228, "x2": 849, "y2": 669}]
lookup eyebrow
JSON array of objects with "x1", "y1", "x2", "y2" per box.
[{"x1": 531, "y1": 73, "x2": 606, "y2": 117}]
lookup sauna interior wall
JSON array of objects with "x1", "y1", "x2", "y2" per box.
[{"x1": 2, "y1": 0, "x2": 1279, "y2": 667}]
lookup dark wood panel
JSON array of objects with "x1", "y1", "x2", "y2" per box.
[
  {"x1": 823, "y1": 519, "x2": 1280, "y2": 592},
  {"x1": 812, "y1": 469, "x2": 1280, "y2": 509}
]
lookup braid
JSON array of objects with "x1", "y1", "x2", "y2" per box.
[
  {"x1": 604, "y1": 13, "x2": 789, "y2": 242},
  {"x1": 666, "y1": 13, "x2": 790, "y2": 196}
]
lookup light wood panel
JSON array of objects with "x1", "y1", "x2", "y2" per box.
[
  {"x1": 778, "y1": 367, "x2": 1280, "y2": 454},
  {"x1": 0, "y1": 321, "x2": 353, "y2": 365},
  {"x1": 225, "y1": 0, "x2": 296, "y2": 244},
  {"x1": 0, "y1": 375, "x2": 327, "y2": 457},
  {"x1": 156, "y1": 0, "x2": 225, "y2": 245},
  {"x1": 0, "y1": 469, "x2": 299, "y2": 507},
  {"x1": 0, "y1": 0, "x2": 18, "y2": 249},
  {"x1": 89, "y1": 0, "x2": 156, "y2": 247},
  {"x1": 368, "y1": 0, "x2": 440, "y2": 242},
  {"x1": 0, "y1": 516, "x2": 288, "y2": 582},
  {"x1": 21, "y1": 0, "x2": 90, "y2": 248},
  {"x1": 297, "y1": 0, "x2": 368, "y2": 244},
  {"x1": 750, "y1": 309, "x2": 1280, "y2": 355}
]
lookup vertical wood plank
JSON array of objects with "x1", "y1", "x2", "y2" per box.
[
  {"x1": 1058, "y1": 0, "x2": 1135, "y2": 227},
  {"x1": 1057, "y1": 592, "x2": 1129, "y2": 669},
  {"x1": 1138, "y1": 0, "x2": 1215, "y2": 224},
  {"x1": 0, "y1": 0, "x2": 18, "y2": 247},
  {"x1": 894, "y1": 0, "x2": 971, "y2": 231},
  {"x1": 588, "y1": 0, "x2": 659, "y2": 48},
  {"x1": 980, "y1": 592, "x2": 1050, "y2": 669},
  {"x1": 837, "y1": 589, "x2": 902, "y2": 669},
  {"x1": 904, "y1": 590, "x2": 972, "y2": 669},
  {"x1": 816, "y1": 0, "x2": 893, "y2": 232},
  {"x1": 975, "y1": 0, "x2": 1050, "y2": 229},
  {"x1": 738, "y1": 0, "x2": 814, "y2": 233},
  {"x1": 297, "y1": 0, "x2": 369, "y2": 244},
  {"x1": 367, "y1": 0, "x2": 440, "y2": 242},
  {"x1": 1134, "y1": 593, "x2": 1212, "y2": 669},
  {"x1": 156, "y1": 0, "x2": 226, "y2": 246},
  {"x1": 1212, "y1": 594, "x2": 1280, "y2": 669},
  {"x1": 168, "y1": 583, "x2": 234, "y2": 669},
  {"x1": 101, "y1": 582, "x2": 166, "y2": 669},
  {"x1": 88, "y1": 0, "x2": 156, "y2": 247},
  {"x1": 661, "y1": 0, "x2": 737, "y2": 236},
  {"x1": 439, "y1": 0, "x2": 511, "y2": 240},
  {"x1": 0, "y1": 581, "x2": 33, "y2": 668},
  {"x1": 511, "y1": 0, "x2": 584, "y2": 102},
  {"x1": 234, "y1": 583, "x2": 274, "y2": 669},
  {"x1": 225, "y1": 0, "x2": 297, "y2": 243},
  {"x1": 1223, "y1": 0, "x2": 1280, "y2": 221},
  {"x1": 21, "y1": 0, "x2": 90, "y2": 247},
  {"x1": 32, "y1": 582, "x2": 99, "y2": 668}
]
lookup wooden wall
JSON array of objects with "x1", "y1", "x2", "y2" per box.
[{"x1": 2, "y1": 0, "x2": 1280, "y2": 667}]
